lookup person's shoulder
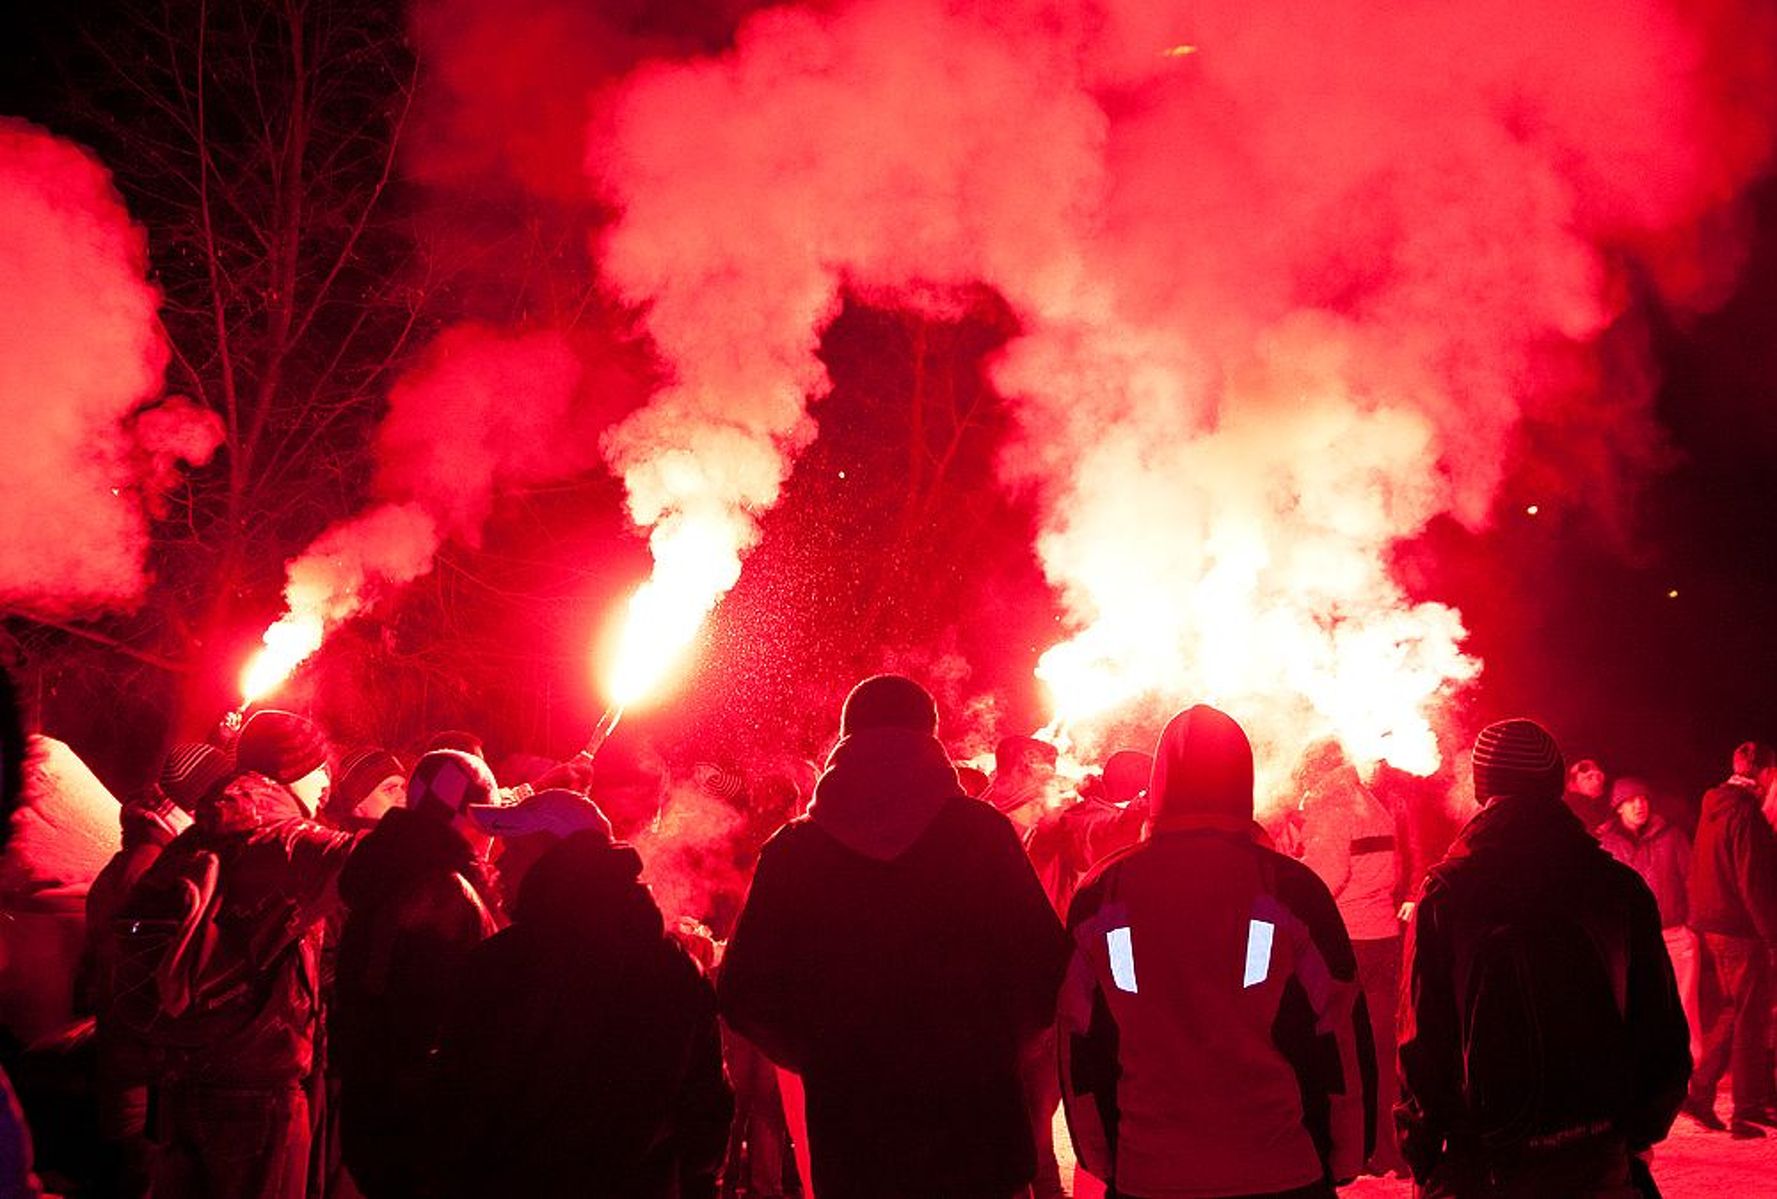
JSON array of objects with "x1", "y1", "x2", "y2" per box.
[
  {"x1": 1264, "y1": 844, "x2": 1343, "y2": 910},
  {"x1": 937, "y1": 793, "x2": 1031, "y2": 845},
  {"x1": 759, "y1": 813, "x2": 820, "y2": 855}
]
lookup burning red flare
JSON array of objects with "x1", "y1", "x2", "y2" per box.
[
  {"x1": 238, "y1": 613, "x2": 324, "y2": 707},
  {"x1": 602, "y1": 511, "x2": 746, "y2": 709}
]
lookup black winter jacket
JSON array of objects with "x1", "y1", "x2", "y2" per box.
[
  {"x1": 1687, "y1": 778, "x2": 1777, "y2": 943},
  {"x1": 1397, "y1": 795, "x2": 1689, "y2": 1189},
  {"x1": 436, "y1": 831, "x2": 730, "y2": 1199},
  {"x1": 332, "y1": 808, "x2": 501, "y2": 1195},
  {"x1": 719, "y1": 728, "x2": 1069, "y2": 1199},
  {"x1": 128, "y1": 773, "x2": 356, "y2": 1085}
]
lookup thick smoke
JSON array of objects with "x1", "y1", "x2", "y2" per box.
[
  {"x1": 251, "y1": 325, "x2": 631, "y2": 694},
  {"x1": 0, "y1": 120, "x2": 219, "y2": 618},
  {"x1": 586, "y1": 0, "x2": 1776, "y2": 789}
]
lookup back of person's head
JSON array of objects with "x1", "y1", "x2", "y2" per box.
[
  {"x1": 236, "y1": 709, "x2": 328, "y2": 785},
  {"x1": 1148, "y1": 705, "x2": 1254, "y2": 832},
  {"x1": 407, "y1": 749, "x2": 497, "y2": 823},
  {"x1": 995, "y1": 734, "x2": 1058, "y2": 778},
  {"x1": 1295, "y1": 738, "x2": 1350, "y2": 790},
  {"x1": 1732, "y1": 740, "x2": 1774, "y2": 778},
  {"x1": 426, "y1": 729, "x2": 486, "y2": 760},
  {"x1": 839, "y1": 674, "x2": 938, "y2": 738},
  {"x1": 1101, "y1": 749, "x2": 1153, "y2": 804},
  {"x1": 159, "y1": 742, "x2": 234, "y2": 811},
  {"x1": 953, "y1": 763, "x2": 989, "y2": 798},
  {"x1": 1472, "y1": 719, "x2": 1564, "y2": 805}
]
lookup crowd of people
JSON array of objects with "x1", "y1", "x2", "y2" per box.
[{"x1": 0, "y1": 661, "x2": 1773, "y2": 1199}]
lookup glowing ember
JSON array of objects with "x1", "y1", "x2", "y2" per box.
[
  {"x1": 605, "y1": 512, "x2": 743, "y2": 708},
  {"x1": 238, "y1": 613, "x2": 324, "y2": 706}
]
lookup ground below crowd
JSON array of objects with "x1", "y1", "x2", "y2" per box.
[{"x1": 1050, "y1": 1090, "x2": 1777, "y2": 1196}]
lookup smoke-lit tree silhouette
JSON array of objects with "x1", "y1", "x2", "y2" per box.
[{"x1": 2, "y1": 0, "x2": 441, "y2": 755}]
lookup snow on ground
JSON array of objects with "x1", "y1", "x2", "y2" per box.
[{"x1": 1055, "y1": 1098, "x2": 1777, "y2": 1197}]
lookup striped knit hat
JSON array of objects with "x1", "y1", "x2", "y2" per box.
[
  {"x1": 236, "y1": 710, "x2": 329, "y2": 784},
  {"x1": 1472, "y1": 718, "x2": 1564, "y2": 804},
  {"x1": 158, "y1": 742, "x2": 233, "y2": 810},
  {"x1": 328, "y1": 748, "x2": 405, "y2": 818}
]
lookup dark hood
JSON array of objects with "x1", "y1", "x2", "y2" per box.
[
  {"x1": 197, "y1": 772, "x2": 305, "y2": 836},
  {"x1": 512, "y1": 830, "x2": 661, "y2": 948},
  {"x1": 1442, "y1": 792, "x2": 1600, "y2": 871},
  {"x1": 339, "y1": 806, "x2": 476, "y2": 911},
  {"x1": 1148, "y1": 705, "x2": 1253, "y2": 835},
  {"x1": 807, "y1": 727, "x2": 962, "y2": 861},
  {"x1": 1701, "y1": 778, "x2": 1762, "y2": 824}
]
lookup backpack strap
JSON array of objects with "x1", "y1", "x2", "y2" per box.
[{"x1": 154, "y1": 850, "x2": 221, "y2": 1018}]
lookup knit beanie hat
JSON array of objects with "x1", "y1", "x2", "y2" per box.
[
  {"x1": 407, "y1": 749, "x2": 497, "y2": 821},
  {"x1": 840, "y1": 675, "x2": 938, "y2": 737},
  {"x1": 236, "y1": 710, "x2": 328, "y2": 784},
  {"x1": 331, "y1": 748, "x2": 405, "y2": 815},
  {"x1": 158, "y1": 742, "x2": 233, "y2": 811},
  {"x1": 1610, "y1": 777, "x2": 1651, "y2": 809},
  {"x1": 1472, "y1": 718, "x2": 1564, "y2": 804}
]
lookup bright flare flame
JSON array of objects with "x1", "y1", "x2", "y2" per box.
[
  {"x1": 605, "y1": 511, "x2": 744, "y2": 708},
  {"x1": 1030, "y1": 373, "x2": 1480, "y2": 792},
  {"x1": 238, "y1": 613, "x2": 324, "y2": 706}
]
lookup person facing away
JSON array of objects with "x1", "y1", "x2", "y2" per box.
[
  {"x1": 132, "y1": 708, "x2": 358, "y2": 1199},
  {"x1": 1059, "y1": 705, "x2": 1372, "y2": 1199},
  {"x1": 1597, "y1": 777, "x2": 1702, "y2": 1068},
  {"x1": 719, "y1": 674, "x2": 1071, "y2": 1199},
  {"x1": 331, "y1": 750, "x2": 505, "y2": 1197},
  {"x1": 1684, "y1": 740, "x2": 1777, "y2": 1137},
  {"x1": 1287, "y1": 738, "x2": 1407, "y2": 1179},
  {"x1": 1397, "y1": 719, "x2": 1690, "y2": 1198},
  {"x1": 435, "y1": 789, "x2": 731, "y2": 1199}
]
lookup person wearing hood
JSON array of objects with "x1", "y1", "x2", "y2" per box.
[
  {"x1": 1398, "y1": 720, "x2": 1690, "y2": 1197},
  {"x1": 435, "y1": 789, "x2": 730, "y2": 1198},
  {"x1": 719, "y1": 675, "x2": 1070, "y2": 1199},
  {"x1": 132, "y1": 708, "x2": 358, "y2": 1199},
  {"x1": 331, "y1": 750, "x2": 504, "y2": 1197},
  {"x1": 1598, "y1": 777, "x2": 1701, "y2": 1068},
  {"x1": 1684, "y1": 740, "x2": 1777, "y2": 1137},
  {"x1": 1058, "y1": 706, "x2": 1371, "y2": 1199}
]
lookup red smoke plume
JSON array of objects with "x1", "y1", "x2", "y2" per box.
[
  {"x1": 582, "y1": 0, "x2": 1776, "y2": 795},
  {"x1": 0, "y1": 120, "x2": 220, "y2": 618},
  {"x1": 250, "y1": 322, "x2": 646, "y2": 698}
]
